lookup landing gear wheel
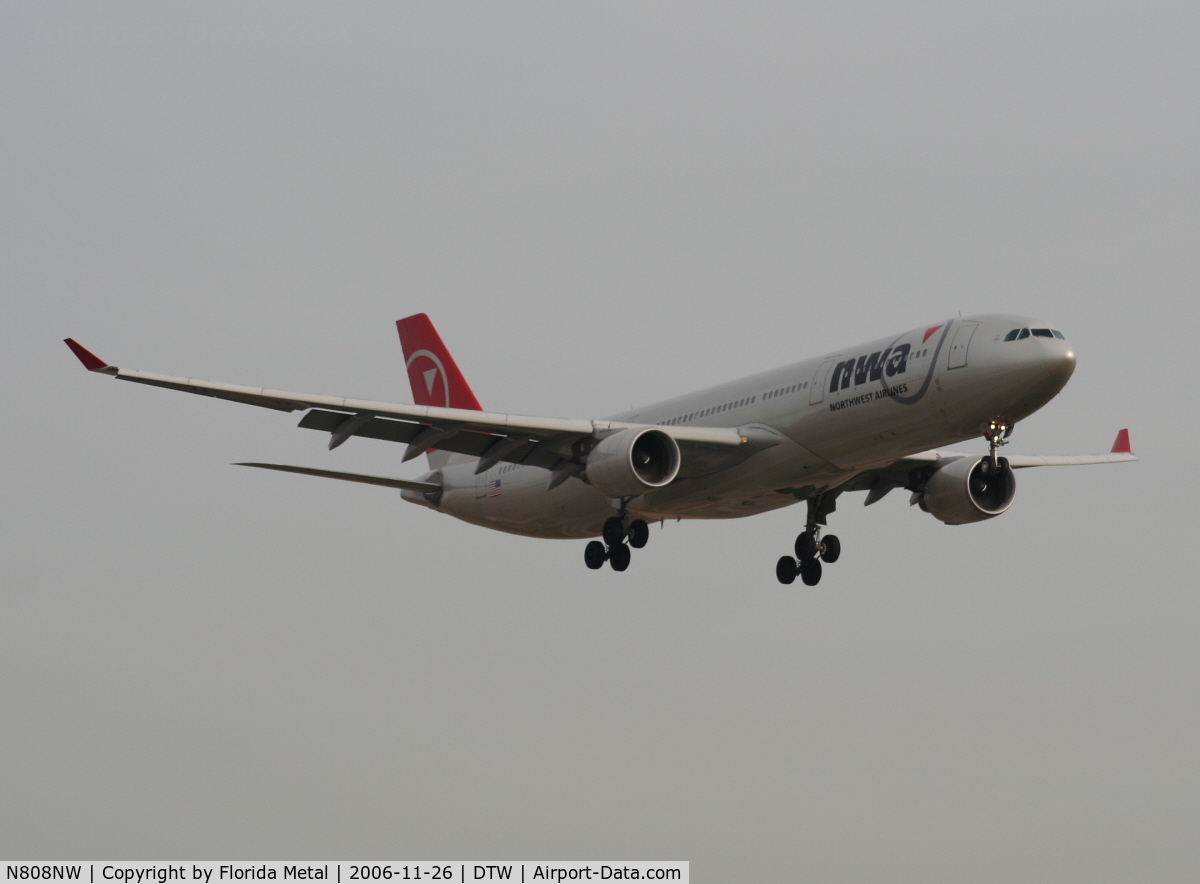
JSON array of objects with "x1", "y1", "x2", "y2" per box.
[
  {"x1": 584, "y1": 540, "x2": 607, "y2": 570},
  {"x1": 776, "y1": 556, "x2": 798, "y2": 585},
  {"x1": 628, "y1": 520, "x2": 650, "y2": 549},
  {"x1": 799, "y1": 558, "x2": 822, "y2": 586},
  {"x1": 821, "y1": 535, "x2": 841, "y2": 564},
  {"x1": 795, "y1": 532, "x2": 819, "y2": 562},
  {"x1": 602, "y1": 516, "x2": 626, "y2": 547},
  {"x1": 608, "y1": 543, "x2": 631, "y2": 572}
]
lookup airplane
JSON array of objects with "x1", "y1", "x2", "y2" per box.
[{"x1": 64, "y1": 313, "x2": 1135, "y2": 585}]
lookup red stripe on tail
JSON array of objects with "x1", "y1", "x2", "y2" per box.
[{"x1": 396, "y1": 314, "x2": 483, "y2": 411}]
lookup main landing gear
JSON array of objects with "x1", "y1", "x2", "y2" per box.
[
  {"x1": 776, "y1": 492, "x2": 841, "y2": 586},
  {"x1": 584, "y1": 503, "x2": 650, "y2": 572}
]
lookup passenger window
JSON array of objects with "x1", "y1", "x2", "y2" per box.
[
  {"x1": 1032, "y1": 328, "x2": 1053, "y2": 338},
  {"x1": 1017, "y1": 328, "x2": 1030, "y2": 340},
  {"x1": 1004, "y1": 329, "x2": 1020, "y2": 342}
]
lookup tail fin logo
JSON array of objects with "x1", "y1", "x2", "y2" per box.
[
  {"x1": 397, "y1": 313, "x2": 484, "y2": 411},
  {"x1": 405, "y1": 350, "x2": 451, "y2": 408}
]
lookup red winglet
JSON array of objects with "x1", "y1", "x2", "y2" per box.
[
  {"x1": 1111, "y1": 428, "x2": 1132, "y2": 454},
  {"x1": 64, "y1": 338, "x2": 113, "y2": 372}
]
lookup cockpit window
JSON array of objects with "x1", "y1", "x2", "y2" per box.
[{"x1": 1005, "y1": 327, "x2": 1062, "y2": 341}]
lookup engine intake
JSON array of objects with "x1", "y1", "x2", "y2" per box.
[
  {"x1": 920, "y1": 456, "x2": 1016, "y2": 525},
  {"x1": 585, "y1": 428, "x2": 681, "y2": 498}
]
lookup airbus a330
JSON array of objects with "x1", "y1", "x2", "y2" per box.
[{"x1": 66, "y1": 313, "x2": 1134, "y2": 584}]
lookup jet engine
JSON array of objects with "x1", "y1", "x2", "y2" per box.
[
  {"x1": 585, "y1": 428, "x2": 681, "y2": 498},
  {"x1": 919, "y1": 456, "x2": 1016, "y2": 525}
]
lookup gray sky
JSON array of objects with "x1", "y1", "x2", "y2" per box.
[{"x1": 2, "y1": 3, "x2": 1197, "y2": 879}]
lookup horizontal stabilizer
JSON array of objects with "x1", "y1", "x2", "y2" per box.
[{"x1": 235, "y1": 462, "x2": 441, "y2": 493}]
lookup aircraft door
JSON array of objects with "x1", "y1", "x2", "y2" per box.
[
  {"x1": 947, "y1": 322, "x2": 978, "y2": 370},
  {"x1": 810, "y1": 358, "x2": 838, "y2": 405}
]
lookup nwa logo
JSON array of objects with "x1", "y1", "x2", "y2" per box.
[{"x1": 829, "y1": 343, "x2": 911, "y2": 393}]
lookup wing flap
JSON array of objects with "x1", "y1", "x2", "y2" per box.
[{"x1": 297, "y1": 410, "x2": 560, "y2": 470}]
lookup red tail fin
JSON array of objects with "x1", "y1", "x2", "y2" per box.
[{"x1": 396, "y1": 314, "x2": 483, "y2": 411}]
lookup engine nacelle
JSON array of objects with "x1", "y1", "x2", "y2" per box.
[
  {"x1": 585, "y1": 428, "x2": 681, "y2": 498},
  {"x1": 920, "y1": 456, "x2": 1016, "y2": 525}
]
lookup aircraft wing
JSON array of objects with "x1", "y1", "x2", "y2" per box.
[
  {"x1": 64, "y1": 339, "x2": 773, "y2": 479},
  {"x1": 841, "y1": 429, "x2": 1137, "y2": 504},
  {"x1": 892, "y1": 429, "x2": 1137, "y2": 469}
]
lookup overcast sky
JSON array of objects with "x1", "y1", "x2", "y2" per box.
[{"x1": 2, "y1": 3, "x2": 1198, "y2": 880}]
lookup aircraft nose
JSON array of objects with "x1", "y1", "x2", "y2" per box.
[
  {"x1": 1029, "y1": 339, "x2": 1076, "y2": 395},
  {"x1": 1049, "y1": 342, "x2": 1077, "y2": 384}
]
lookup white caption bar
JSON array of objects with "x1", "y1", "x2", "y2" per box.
[{"x1": 2, "y1": 864, "x2": 687, "y2": 884}]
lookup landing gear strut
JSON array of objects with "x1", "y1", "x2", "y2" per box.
[
  {"x1": 982, "y1": 418, "x2": 1013, "y2": 470},
  {"x1": 776, "y1": 491, "x2": 842, "y2": 586},
  {"x1": 585, "y1": 500, "x2": 650, "y2": 572}
]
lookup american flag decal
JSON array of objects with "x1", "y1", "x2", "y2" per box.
[{"x1": 487, "y1": 478, "x2": 502, "y2": 498}]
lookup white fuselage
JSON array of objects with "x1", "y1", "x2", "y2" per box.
[{"x1": 405, "y1": 314, "x2": 1077, "y2": 538}]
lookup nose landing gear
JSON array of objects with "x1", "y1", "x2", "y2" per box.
[
  {"x1": 982, "y1": 418, "x2": 1013, "y2": 468},
  {"x1": 776, "y1": 492, "x2": 842, "y2": 586},
  {"x1": 584, "y1": 502, "x2": 651, "y2": 572}
]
